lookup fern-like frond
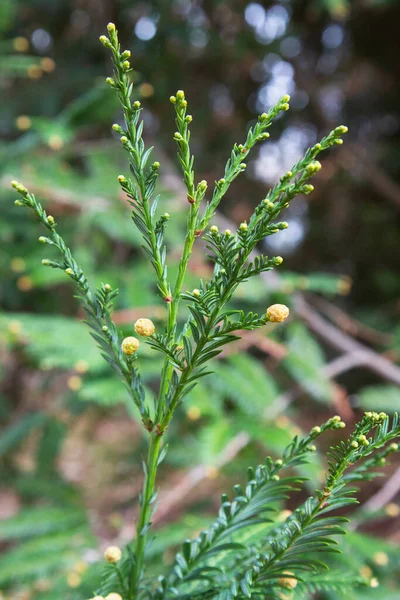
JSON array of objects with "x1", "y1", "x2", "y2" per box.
[{"x1": 156, "y1": 418, "x2": 343, "y2": 598}]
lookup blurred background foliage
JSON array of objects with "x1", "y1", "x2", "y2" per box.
[{"x1": 0, "y1": 0, "x2": 400, "y2": 598}]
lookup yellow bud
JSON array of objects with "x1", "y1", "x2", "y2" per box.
[
  {"x1": 11, "y1": 180, "x2": 27, "y2": 193},
  {"x1": 176, "y1": 90, "x2": 185, "y2": 100},
  {"x1": 134, "y1": 318, "x2": 155, "y2": 337},
  {"x1": 192, "y1": 289, "x2": 201, "y2": 298},
  {"x1": 99, "y1": 35, "x2": 110, "y2": 46},
  {"x1": 47, "y1": 215, "x2": 55, "y2": 226},
  {"x1": 266, "y1": 304, "x2": 290, "y2": 323},
  {"x1": 121, "y1": 336, "x2": 140, "y2": 354},
  {"x1": 306, "y1": 160, "x2": 322, "y2": 174},
  {"x1": 210, "y1": 225, "x2": 219, "y2": 234},
  {"x1": 104, "y1": 546, "x2": 122, "y2": 564},
  {"x1": 107, "y1": 23, "x2": 116, "y2": 33},
  {"x1": 65, "y1": 268, "x2": 74, "y2": 276},
  {"x1": 106, "y1": 594, "x2": 123, "y2": 600},
  {"x1": 263, "y1": 200, "x2": 275, "y2": 211}
]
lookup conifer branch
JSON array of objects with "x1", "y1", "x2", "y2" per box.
[
  {"x1": 197, "y1": 97, "x2": 291, "y2": 231},
  {"x1": 102, "y1": 24, "x2": 170, "y2": 303},
  {"x1": 10, "y1": 181, "x2": 149, "y2": 423},
  {"x1": 12, "y1": 22, "x2": 390, "y2": 600},
  {"x1": 157, "y1": 418, "x2": 345, "y2": 598}
]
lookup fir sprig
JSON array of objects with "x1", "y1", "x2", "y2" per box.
[
  {"x1": 197, "y1": 97, "x2": 290, "y2": 232},
  {"x1": 11, "y1": 21, "x2": 395, "y2": 600},
  {"x1": 156, "y1": 417, "x2": 344, "y2": 598},
  {"x1": 102, "y1": 23, "x2": 170, "y2": 303},
  {"x1": 11, "y1": 181, "x2": 149, "y2": 424}
]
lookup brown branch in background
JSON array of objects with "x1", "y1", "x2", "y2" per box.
[
  {"x1": 219, "y1": 329, "x2": 287, "y2": 361},
  {"x1": 310, "y1": 295, "x2": 393, "y2": 346},
  {"x1": 294, "y1": 295, "x2": 400, "y2": 386},
  {"x1": 340, "y1": 145, "x2": 400, "y2": 211},
  {"x1": 364, "y1": 466, "x2": 400, "y2": 512},
  {"x1": 266, "y1": 351, "x2": 363, "y2": 421}
]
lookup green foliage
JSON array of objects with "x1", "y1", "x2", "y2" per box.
[
  {"x1": 284, "y1": 322, "x2": 333, "y2": 402},
  {"x1": 358, "y1": 385, "x2": 400, "y2": 414},
  {"x1": 4, "y1": 17, "x2": 400, "y2": 600},
  {"x1": 0, "y1": 504, "x2": 94, "y2": 586},
  {"x1": 155, "y1": 414, "x2": 399, "y2": 600}
]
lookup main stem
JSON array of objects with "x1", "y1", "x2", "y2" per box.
[
  {"x1": 156, "y1": 202, "x2": 198, "y2": 420},
  {"x1": 132, "y1": 250, "x2": 225, "y2": 596},
  {"x1": 132, "y1": 207, "x2": 199, "y2": 595},
  {"x1": 131, "y1": 431, "x2": 162, "y2": 597}
]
